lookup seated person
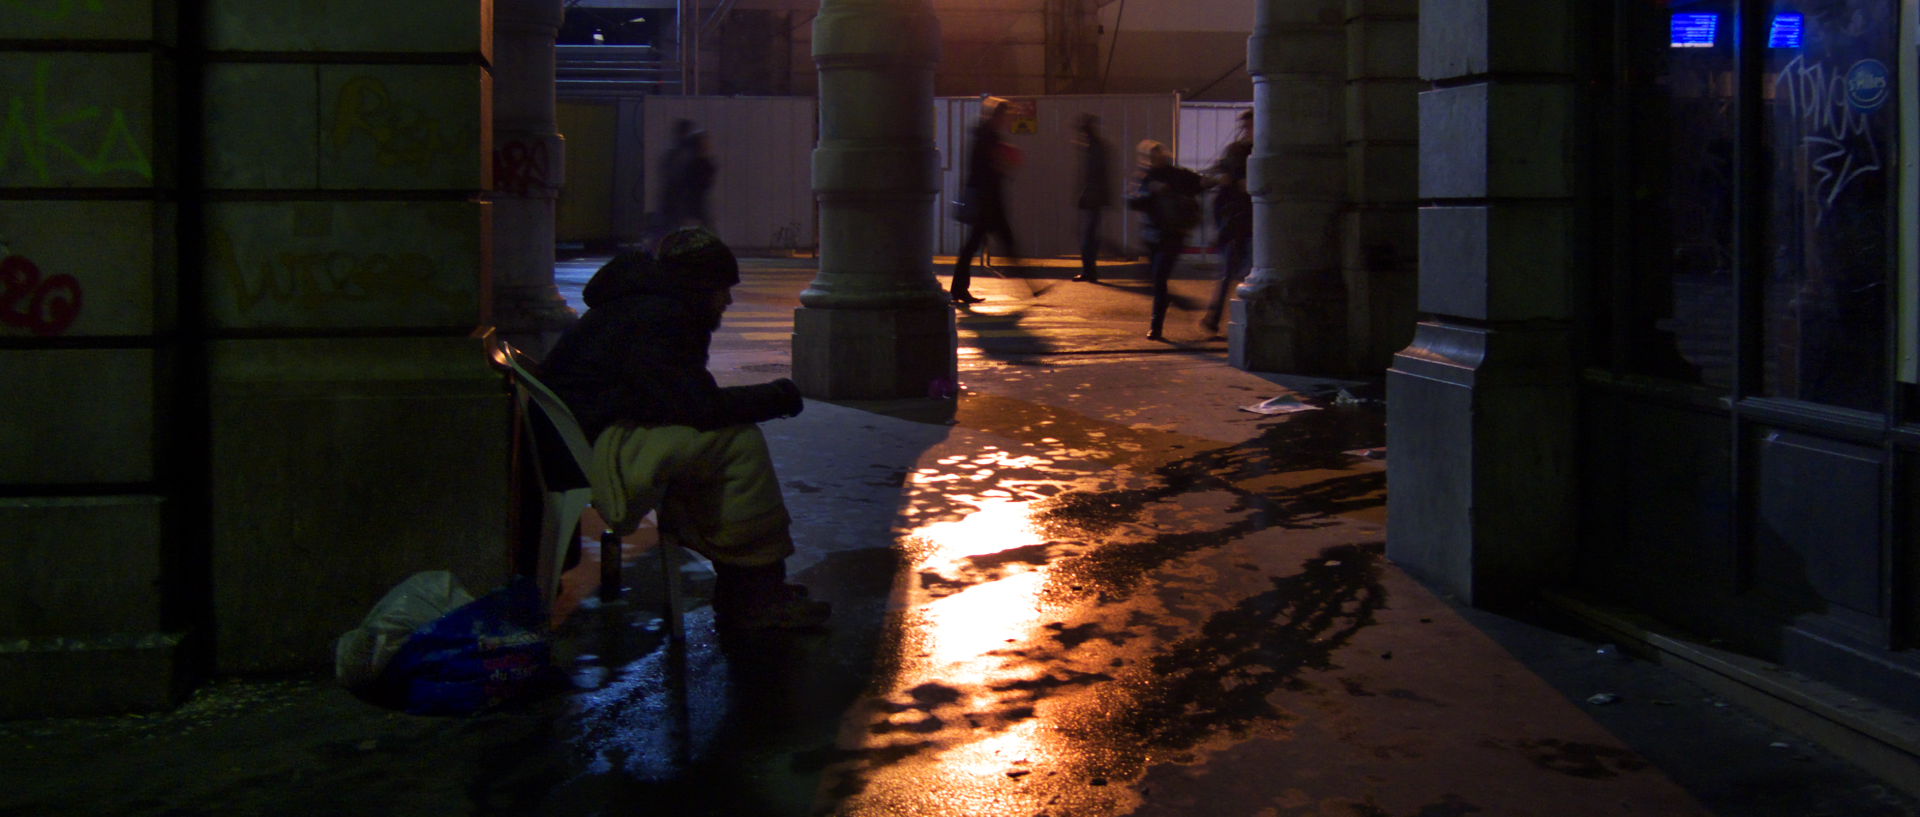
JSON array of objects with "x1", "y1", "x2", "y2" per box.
[{"x1": 540, "y1": 227, "x2": 828, "y2": 630}]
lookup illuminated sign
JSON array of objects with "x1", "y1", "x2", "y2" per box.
[
  {"x1": 1769, "y1": 13, "x2": 1804, "y2": 48},
  {"x1": 1671, "y1": 13, "x2": 1718, "y2": 48},
  {"x1": 1846, "y1": 59, "x2": 1891, "y2": 112}
]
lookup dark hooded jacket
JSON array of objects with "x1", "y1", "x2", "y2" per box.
[{"x1": 540, "y1": 250, "x2": 800, "y2": 439}]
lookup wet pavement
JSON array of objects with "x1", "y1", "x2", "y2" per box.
[{"x1": 2, "y1": 258, "x2": 1915, "y2": 817}]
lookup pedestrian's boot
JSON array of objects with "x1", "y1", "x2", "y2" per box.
[
  {"x1": 1147, "y1": 303, "x2": 1168, "y2": 341},
  {"x1": 712, "y1": 560, "x2": 831, "y2": 630}
]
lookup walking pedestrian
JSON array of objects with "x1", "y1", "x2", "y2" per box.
[
  {"x1": 948, "y1": 99, "x2": 1019, "y2": 305},
  {"x1": 658, "y1": 119, "x2": 717, "y2": 234},
  {"x1": 1201, "y1": 110, "x2": 1254, "y2": 336},
  {"x1": 1071, "y1": 113, "x2": 1112, "y2": 283},
  {"x1": 1127, "y1": 139, "x2": 1205, "y2": 341}
]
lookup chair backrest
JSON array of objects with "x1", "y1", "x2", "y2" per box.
[{"x1": 494, "y1": 342, "x2": 595, "y2": 477}]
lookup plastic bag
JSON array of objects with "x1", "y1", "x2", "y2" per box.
[
  {"x1": 337, "y1": 572, "x2": 556, "y2": 715},
  {"x1": 335, "y1": 571, "x2": 475, "y2": 691}
]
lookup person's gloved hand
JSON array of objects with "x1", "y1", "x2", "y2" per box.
[{"x1": 768, "y1": 377, "x2": 804, "y2": 418}]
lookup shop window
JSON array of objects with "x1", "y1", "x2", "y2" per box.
[
  {"x1": 1621, "y1": 0, "x2": 1738, "y2": 390},
  {"x1": 1760, "y1": 0, "x2": 1895, "y2": 412}
]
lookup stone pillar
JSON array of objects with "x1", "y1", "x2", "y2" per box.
[
  {"x1": 1386, "y1": 0, "x2": 1582, "y2": 608},
  {"x1": 1231, "y1": 0, "x2": 1349, "y2": 374},
  {"x1": 1343, "y1": 0, "x2": 1421, "y2": 371},
  {"x1": 0, "y1": 3, "x2": 186, "y2": 717},
  {"x1": 200, "y1": 0, "x2": 511, "y2": 672},
  {"x1": 793, "y1": 0, "x2": 956, "y2": 400},
  {"x1": 490, "y1": 0, "x2": 573, "y2": 356}
]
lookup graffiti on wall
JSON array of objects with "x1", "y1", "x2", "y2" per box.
[
  {"x1": 1773, "y1": 55, "x2": 1883, "y2": 218},
  {"x1": 211, "y1": 228, "x2": 464, "y2": 316},
  {"x1": 0, "y1": 248, "x2": 84, "y2": 337},
  {"x1": 0, "y1": 0, "x2": 105, "y2": 22},
  {"x1": 0, "y1": 58, "x2": 154, "y2": 184},
  {"x1": 330, "y1": 76, "x2": 448, "y2": 170},
  {"x1": 492, "y1": 139, "x2": 552, "y2": 197}
]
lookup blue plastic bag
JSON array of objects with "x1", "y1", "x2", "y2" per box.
[{"x1": 372, "y1": 577, "x2": 555, "y2": 715}]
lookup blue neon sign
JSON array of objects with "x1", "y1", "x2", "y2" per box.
[
  {"x1": 1769, "y1": 13, "x2": 1804, "y2": 48},
  {"x1": 1671, "y1": 13, "x2": 1718, "y2": 48}
]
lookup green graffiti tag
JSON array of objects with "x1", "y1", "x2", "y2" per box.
[
  {"x1": 211, "y1": 228, "x2": 465, "y2": 316},
  {"x1": 0, "y1": 59, "x2": 153, "y2": 184},
  {"x1": 0, "y1": 0, "x2": 106, "y2": 22},
  {"x1": 329, "y1": 76, "x2": 448, "y2": 169}
]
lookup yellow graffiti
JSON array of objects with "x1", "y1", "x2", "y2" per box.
[
  {"x1": 329, "y1": 76, "x2": 447, "y2": 169},
  {"x1": 211, "y1": 228, "x2": 465, "y2": 315},
  {"x1": 0, "y1": 59, "x2": 153, "y2": 183},
  {"x1": 0, "y1": 0, "x2": 106, "y2": 22}
]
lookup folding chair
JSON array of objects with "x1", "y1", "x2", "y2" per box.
[{"x1": 493, "y1": 342, "x2": 686, "y2": 640}]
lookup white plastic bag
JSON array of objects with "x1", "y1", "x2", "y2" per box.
[{"x1": 334, "y1": 571, "x2": 475, "y2": 690}]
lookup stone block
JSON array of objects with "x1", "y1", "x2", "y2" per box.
[
  {"x1": 0, "y1": 200, "x2": 173, "y2": 337},
  {"x1": 1345, "y1": 78, "x2": 1420, "y2": 142},
  {"x1": 1347, "y1": 140, "x2": 1416, "y2": 204},
  {"x1": 1347, "y1": 0, "x2": 1418, "y2": 17},
  {"x1": 1417, "y1": 84, "x2": 1487, "y2": 198},
  {"x1": 0, "y1": 52, "x2": 158, "y2": 189},
  {"x1": 0, "y1": 0, "x2": 159, "y2": 42},
  {"x1": 792, "y1": 305, "x2": 956, "y2": 400},
  {"x1": 1255, "y1": 147, "x2": 1346, "y2": 201},
  {"x1": 1347, "y1": 15, "x2": 1417, "y2": 79},
  {"x1": 1250, "y1": 25, "x2": 1346, "y2": 77},
  {"x1": 1420, "y1": 82, "x2": 1573, "y2": 199},
  {"x1": 0, "y1": 348, "x2": 154, "y2": 484},
  {"x1": 0, "y1": 496, "x2": 165, "y2": 638},
  {"x1": 1257, "y1": 81, "x2": 1344, "y2": 147},
  {"x1": 206, "y1": 0, "x2": 492, "y2": 56},
  {"x1": 209, "y1": 333, "x2": 512, "y2": 673},
  {"x1": 1418, "y1": 203, "x2": 1572, "y2": 321},
  {"x1": 204, "y1": 63, "x2": 320, "y2": 190},
  {"x1": 318, "y1": 65, "x2": 490, "y2": 191},
  {"x1": 0, "y1": 638, "x2": 188, "y2": 719},
  {"x1": 204, "y1": 199, "x2": 488, "y2": 330},
  {"x1": 1419, "y1": 0, "x2": 1575, "y2": 80},
  {"x1": 1257, "y1": 0, "x2": 1345, "y2": 27},
  {"x1": 1341, "y1": 206, "x2": 1416, "y2": 271}
]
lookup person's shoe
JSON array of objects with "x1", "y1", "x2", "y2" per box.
[
  {"x1": 1146, "y1": 330, "x2": 1165, "y2": 341},
  {"x1": 1072, "y1": 273, "x2": 1099, "y2": 283},
  {"x1": 714, "y1": 584, "x2": 831, "y2": 631},
  {"x1": 951, "y1": 293, "x2": 985, "y2": 304}
]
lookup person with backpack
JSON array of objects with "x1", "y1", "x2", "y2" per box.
[{"x1": 1127, "y1": 139, "x2": 1205, "y2": 341}]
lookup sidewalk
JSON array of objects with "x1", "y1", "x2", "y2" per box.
[{"x1": 2, "y1": 263, "x2": 1915, "y2": 817}]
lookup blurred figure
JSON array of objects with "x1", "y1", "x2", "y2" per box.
[
  {"x1": 1201, "y1": 109, "x2": 1254, "y2": 337},
  {"x1": 1071, "y1": 113, "x2": 1112, "y2": 283},
  {"x1": 540, "y1": 228, "x2": 829, "y2": 631},
  {"x1": 948, "y1": 99, "x2": 1019, "y2": 305},
  {"x1": 658, "y1": 118, "x2": 717, "y2": 233},
  {"x1": 1126, "y1": 139, "x2": 1204, "y2": 341}
]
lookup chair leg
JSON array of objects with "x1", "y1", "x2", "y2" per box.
[
  {"x1": 658, "y1": 534, "x2": 684, "y2": 641},
  {"x1": 599, "y1": 529, "x2": 622, "y2": 602}
]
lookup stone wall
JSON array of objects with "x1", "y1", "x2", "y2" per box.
[{"x1": 1, "y1": 0, "x2": 514, "y2": 715}]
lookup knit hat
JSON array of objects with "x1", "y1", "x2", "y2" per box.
[{"x1": 654, "y1": 227, "x2": 739, "y2": 290}]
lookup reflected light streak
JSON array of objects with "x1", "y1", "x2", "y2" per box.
[{"x1": 906, "y1": 497, "x2": 1050, "y2": 669}]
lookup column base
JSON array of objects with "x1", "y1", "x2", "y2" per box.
[
  {"x1": 1229, "y1": 268, "x2": 1350, "y2": 374},
  {"x1": 1385, "y1": 320, "x2": 1575, "y2": 609},
  {"x1": 792, "y1": 304, "x2": 956, "y2": 401}
]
